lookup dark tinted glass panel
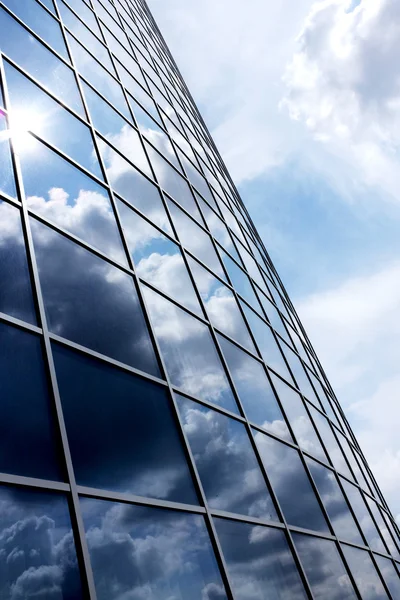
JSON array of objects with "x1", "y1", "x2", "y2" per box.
[
  {"x1": 375, "y1": 556, "x2": 400, "y2": 600},
  {"x1": 1, "y1": 0, "x2": 68, "y2": 58},
  {"x1": 215, "y1": 518, "x2": 307, "y2": 600},
  {"x1": 293, "y1": 534, "x2": 357, "y2": 599},
  {"x1": 189, "y1": 258, "x2": 255, "y2": 351},
  {"x1": 143, "y1": 286, "x2": 237, "y2": 411},
  {"x1": 270, "y1": 374, "x2": 327, "y2": 460},
  {"x1": 19, "y1": 137, "x2": 126, "y2": 263},
  {"x1": 254, "y1": 431, "x2": 329, "y2": 532},
  {"x1": 0, "y1": 322, "x2": 63, "y2": 480},
  {"x1": 5, "y1": 62, "x2": 102, "y2": 178},
  {"x1": 54, "y1": 345, "x2": 196, "y2": 502},
  {"x1": 81, "y1": 499, "x2": 226, "y2": 600},
  {"x1": 0, "y1": 485, "x2": 83, "y2": 599},
  {"x1": 242, "y1": 303, "x2": 293, "y2": 380},
  {"x1": 0, "y1": 111, "x2": 16, "y2": 198},
  {"x1": 341, "y1": 546, "x2": 389, "y2": 599},
  {"x1": 178, "y1": 396, "x2": 278, "y2": 520},
  {"x1": 218, "y1": 335, "x2": 292, "y2": 441},
  {"x1": 0, "y1": 8, "x2": 84, "y2": 115},
  {"x1": 342, "y1": 481, "x2": 386, "y2": 552},
  {"x1": 32, "y1": 221, "x2": 160, "y2": 376},
  {"x1": 0, "y1": 201, "x2": 36, "y2": 323},
  {"x1": 118, "y1": 200, "x2": 202, "y2": 314},
  {"x1": 306, "y1": 458, "x2": 363, "y2": 545}
]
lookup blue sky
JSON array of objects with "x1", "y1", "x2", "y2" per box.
[{"x1": 148, "y1": 0, "x2": 400, "y2": 521}]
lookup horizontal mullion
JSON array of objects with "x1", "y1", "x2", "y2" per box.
[
  {"x1": 0, "y1": 472, "x2": 70, "y2": 492},
  {"x1": 0, "y1": 311, "x2": 42, "y2": 335}
]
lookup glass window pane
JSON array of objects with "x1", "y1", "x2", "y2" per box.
[
  {"x1": 54, "y1": 344, "x2": 196, "y2": 502},
  {"x1": 270, "y1": 374, "x2": 327, "y2": 461},
  {"x1": 215, "y1": 518, "x2": 307, "y2": 600},
  {"x1": 143, "y1": 286, "x2": 237, "y2": 411},
  {"x1": 65, "y1": 0, "x2": 101, "y2": 35},
  {"x1": 0, "y1": 200, "x2": 36, "y2": 323},
  {"x1": 375, "y1": 556, "x2": 400, "y2": 600},
  {"x1": 242, "y1": 303, "x2": 293, "y2": 380},
  {"x1": 0, "y1": 110, "x2": 17, "y2": 198},
  {"x1": 0, "y1": 8, "x2": 84, "y2": 115},
  {"x1": 189, "y1": 258, "x2": 255, "y2": 351},
  {"x1": 5, "y1": 62, "x2": 102, "y2": 178},
  {"x1": 199, "y1": 199, "x2": 239, "y2": 258},
  {"x1": 167, "y1": 200, "x2": 226, "y2": 278},
  {"x1": 305, "y1": 458, "x2": 364, "y2": 545},
  {"x1": 218, "y1": 334, "x2": 292, "y2": 441},
  {"x1": 254, "y1": 431, "x2": 329, "y2": 532},
  {"x1": 178, "y1": 396, "x2": 278, "y2": 520},
  {"x1": 221, "y1": 249, "x2": 262, "y2": 309},
  {"x1": 67, "y1": 34, "x2": 130, "y2": 118},
  {"x1": 342, "y1": 481, "x2": 386, "y2": 553},
  {"x1": 32, "y1": 220, "x2": 160, "y2": 376},
  {"x1": 310, "y1": 406, "x2": 353, "y2": 479},
  {"x1": 127, "y1": 85, "x2": 160, "y2": 123},
  {"x1": 0, "y1": 485, "x2": 83, "y2": 599},
  {"x1": 117, "y1": 200, "x2": 202, "y2": 314},
  {"x1": 0, "y1": 322, "x2": 63, "y2": 480},
  {"x1": 293, "y1": 534, "x2": 357, "y2": 599},
  {"x1": 341, "y1": 545, "x2": 389, "y2": 599},
  {"x1": 19, "y1": 136, "x2": 126, "y2": 264},
  {"x1": 1, "y1": 0, "x2": 68, "y2": 58},
  {"x1": 81, "y1": 499, "x2": 227, "y2": 600}
]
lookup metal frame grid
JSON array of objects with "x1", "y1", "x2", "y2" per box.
[{"x1": 0, "y1": 0, "x2": 399, "y2": 598}]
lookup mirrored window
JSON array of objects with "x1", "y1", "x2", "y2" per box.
[
  {"x1": 0, "y1": 322, "x2": 63, "y2": 480},
  {"x1": 97, "y1": 134, "x2": 152, "y2": 193},
  {"x1": 167, "y1": 200, "x2": 226, "y2": 279},
  {"x1": 117, "y1": 200, "x2": 201, "y2": 314},
  {"x1": 366, "y1": 497, "x2": 400, "y2": 559},
  {"x1": 178, "y1": 396, "x2": 278, "y2": 520},
  {"x1": 54, "y1": 344, "x2": 196, "y2": 502},
  {"x1": 0, "y1": 8, "x2": 84, "y2": 115},
  {"x1": 309, "y1": 406, "x2": 353, "y2": 479},
  {"x1": 32, "y1": 220, "x2": 160, "y2": 376},
  {"x1": 270, "y1": 374, "x2": 327, "y2": 461},
  {"x1": 5, "y1": 62, "x2": 102, "y2": 178},
  {"x1": 1, "y1": 0, "x2": 68, "y2": 58},
  {"x1": 127, "y1": 85, "x2": 161, "y2": 124},
  {"x1": 81, "y1": 499, "x2": 227, "y2": 600},
  {"x1": 375, "y1": 556, "x2": 400, "y2": 600},
  {"x1": 199, "y1": 199, "x2": 239, "y2": 258},
  {"x1": 218, "y1": 335, "x2": 292, "y2": 441},
  {"x1": 143, "y1": 286, "x2": 238, "y2": 411},
  {"x1": 189, "y1": 258, "x2": 255, "y2": 351},
  {"x1": 0, "y1": 201, "x2": 36, "y2": 323},
  {"x1": 219, "y1": 252, "x2": 262, "y2": 310},
  {"x1": 215, "y1": 518, "x2": 307, "y2": 600},
  {"x1": 67, "y1": 34, "x2": 130, "y2": 118},
  {"x1": 0, "y1": 485, "x2": 83, "y2": 598},
  {"x1": 65, "y1": 0, "x2": 101, "y2": 35},
  {"x1": 342, "y1": 481, "x2": 386, "y2": 553},
  {"x1": 341, "y1": 545, "x2": 389, "y2": 600},
  {"x1": 293, "y1": 534, "x2": 357, "y2": 599},
  {"x1": 254, "y1": 431, "x2": 329, "y2": 532},
  {"x1": 19, "y1": 136, "x2": 126, "y2": 264},
  {"x1": 0, "y1": 112, "x2": 16, "y2": 199},
  {"x1": 306, "y1": 458, "x2": 364, "y2": 545}
]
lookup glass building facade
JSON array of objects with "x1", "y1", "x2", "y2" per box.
[{"x1": 0, "y1": 0, "x2": 399, "y2": 598}]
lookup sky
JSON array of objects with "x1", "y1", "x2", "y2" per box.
[{"x1": 148, "y1": 0, "x2": 400, "y2": 522}]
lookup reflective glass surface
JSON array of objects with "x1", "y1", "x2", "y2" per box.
[
  {"x1": 306, "y1": 458, "x2": 364, "y2": 545},
  {"x1": 0, "y1": 322, "x2": 63, "y2": 480},
  {"x1": 81, "y1": 499, "x2": 227, "y2": 600},
  {"x1": 54, "y1": 344, "x2": 196, "y2": 502},
  {"x1": 293, "y1": 534, "x2": 357, "y2": 599},
  {"x1": 0, "y1": 485, "x2": 83, "y2": 599},
  {"x1": 0, "y1": 110, "x2": 16, "y2": 198},
  {"x1": 254, "y1": 431, "x2": 329, "y2": 531},
  {"x1": 5, "y1": 62, "x2": 102, "y2": 178},
  {"x1": 189, "y1": 257, "x2": 255, "y2": 351},
  {"x1": 366, "y1": 496, "x2": 400, "y2": 558},
  {"x1": 178, "y1": 396, "x2": 278, "y2": 520},
  {"x1": 375, "y1": 556, "x2": 400, "y2": 600},
  {"x1": 32, "y1": 220, "x2": 160, "y2": 376},
  {"x1": 0, "y1": 200, "x2": 36, "y2": 323},
  {"x1": 19, "y1": 136, "x2": 126, "y2": 263},
  {"x1": 270, "y1": 374, "x2": 327, "y2": 460},
  {"x1": 143, "y1": 286, "x2": 237, "y2": 411},
  {"x1": 215, "y1": 518, "x2": 307, "y2": 599},
  {"x1": 341, "y1": 545, "x2": 389, "y2": 599},
  {"x1": 342, "y1": 481, "x2": 386, "y2": 552},
  {"x1": 0, "y1": 8, "x2": 84, "y2": 115},
  {"x1": 221, "y1": 249, "x2": 262, "y2": 309},
  {"x1": 309, "y1": 406, "x2": 353, "y2": 478},
  {"x1": 218, "y1": 335, "x2": 292, "y2": 441}
]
